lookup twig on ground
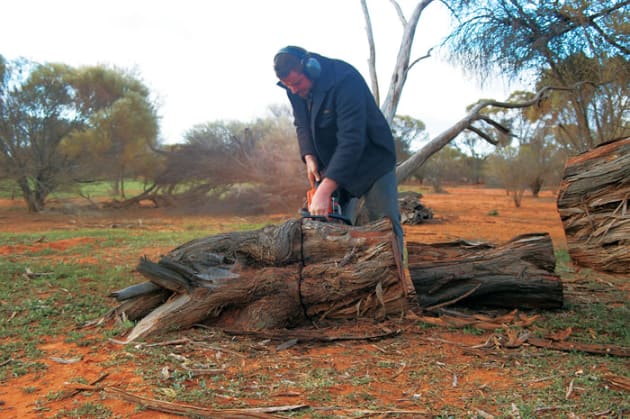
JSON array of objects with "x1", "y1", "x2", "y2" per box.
[
  {"x1": 565, "y1": 378, "x2": 575, "y2": 399},
  {"x1": 527, "y1": 337, "x2": 630, "y2": 357},
  {"x1": 312, "y1": 406, "x2": 430, "y2": 416},
  {"x1": 105, "y1": 386, "x2": 306, "y2": 418},
  {"x1": 138, "y1": 338, "x2": 191, "y2": 347},
  {"x1": 60, "y1": 372, "x2": 109, "y2": 400},
  {"x1": 223, "y1": 327, "x2": 401, "y2": 343}
]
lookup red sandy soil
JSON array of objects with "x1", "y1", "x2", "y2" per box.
[{"x1": 0, "y1": 187, "x2": 596, "y2": 418}]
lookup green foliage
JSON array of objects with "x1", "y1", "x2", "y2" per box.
[
  {"x1": 152, "y1": 115, "x2": 306, "y2": 213},
  {"x1": 0, "y1": 56, "x2": 160, "y2": 210},
  {"x1": 391, "y1": 115, "x2": 428, "y2": 162},
  {"x1": 444, "y1": 1, "x2": 629, "y2": 153},
  {"x1": 62, "y1": 66, "x2": 160, "y2": 198},
  {"x1": 483, "y1": 110, "x2": 567, "y2": 203},
  {"x1": 53, "y1": 402, "x2": 113, "y2": 418},
  {"x1": 414, "y1": 145, "x2": 469, "y2": 191},
  {"x1": 485, "y1": 145, "x2": 529, "y2": 205},
  {"x1": 445, "y1": 0, "x2": 627, "y2": 80},
  {"x1": 533, "y1": 53, "x2": 630, "y2": 152},
  {"x1": 0, "y1": 59, "x2": 88, "y2": 211}
]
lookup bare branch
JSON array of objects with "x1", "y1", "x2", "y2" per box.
[
  {"x1": 381, "y1": 0, "x2": 435, "y2": 123},
  {"x1": 465, "y1": 126, "x2": 498, "y2": 146},
  {"x1": 589, "y1": 20, "x2": 630, "y2": 56},
  {"x1": 478, "y1": 115, "x2": 510, "y2": 134},
  {"x1": 389, "y1": 0, "x2": 407, "y2": 25},
  {"x1": 396, "y1": 84, "x2": 585, "y2": 183},
  {"x1": 408, "y1": 47, "x2": 433, "y2": 71},
  {"x1": 361, "y1": 0, "x2": 380, "y2": 104}
]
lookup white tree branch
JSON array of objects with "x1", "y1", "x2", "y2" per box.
[{"x1": 360, "y1": 0, "x2": 380, "y2": 104}]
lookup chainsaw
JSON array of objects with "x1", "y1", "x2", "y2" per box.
[{"x1": 299, "y1": 184, "x2": 352, "y2": 225}]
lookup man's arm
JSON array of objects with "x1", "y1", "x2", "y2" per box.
[
  {"x1": 304, "y1": 154, "x2": 321, "y2": 187},
  {"x1": 309, "y1": 177, "x2": 338, "y2": 217}
]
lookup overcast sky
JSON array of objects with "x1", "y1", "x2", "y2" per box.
[{"x1": 3, "y1": 0, "x2": 521, "y2": 147}]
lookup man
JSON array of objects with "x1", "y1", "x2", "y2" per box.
[{"x1": 273, "y1": 46, "x2": 403, "y2": 255}]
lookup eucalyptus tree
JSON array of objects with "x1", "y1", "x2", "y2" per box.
[
  {"x1": 390, "y1": 115, "x2": 428, "y2": 162},
  {"x1": 359, "y1": 0, "x2": 628, "y2": 183},
  {"x1": 0, "y1": 56, "x2": 159, "y2": 211},
  {"x1": 444, "y1": 0, "x2": 629, "y2": 152},
  {"x1": 0, "y1": 57, "x2": 90, "y2": 211},
  {"x1": 66, "y1": 66, "x2": 159, "y2": 198}
]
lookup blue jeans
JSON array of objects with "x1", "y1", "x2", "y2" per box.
[{"x1": 342, "y1": 169, "x2": 404, "y2": 259}]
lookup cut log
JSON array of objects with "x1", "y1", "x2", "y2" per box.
[
  {"x1": 110, "y1": 219, "x2": 411, "y2": 342},
  {"x1": 557, "y1": 137, "x2": 630, "y2": 273},
  {"x1": 105, "y1": 218, "x2": 563, "y2": 343},
  {"x1": 407, "y1": 233, "x2": 563, "y2": 310},
  {"x1": 398, "y1": 191, "x2": 433, "y2": 225}
]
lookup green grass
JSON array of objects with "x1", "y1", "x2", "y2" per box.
[
  {"x1": 0, "y1": 221, "x2": 264, "y2": 377},
  {"x1": 0, "y1": 179, "x2": 147, "y2": 200},
  {"x1": 52, "y1": 402, "x2": 113, "y2": 418},
  {"x1": 0, "y1": 205, "x2": 628, "y2": 417}
]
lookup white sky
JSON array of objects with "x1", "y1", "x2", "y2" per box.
[{"x1": 2, "y1": 0, "x2": 521, "y2": 147}]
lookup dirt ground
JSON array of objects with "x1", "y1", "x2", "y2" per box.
[{"x1": 0, "y1": 187, "x2": 621, "y2": 418}]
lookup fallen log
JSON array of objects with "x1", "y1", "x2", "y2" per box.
[
  {"x1": 398, "y1": 190, "x2": 433, "y2": 224},
  {"x1": 110, "y1": 219, "x2": 410, "y2": 342},
  {"x1": 408, "y1": 233, "x2": 563, "y2": 310},
  {"x1": 105, "y1": 218, "x2": 562, "y2": 342},
  {"x1": 557, "y1": 137, "x2": 630, "y2": 273}
]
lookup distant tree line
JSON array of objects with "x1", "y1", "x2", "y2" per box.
[{"x1": 1, "y1": 1, "x2": 627, "y2": 212}]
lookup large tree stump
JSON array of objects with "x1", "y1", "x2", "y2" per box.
[
  {"x1": 110, "y1": 219, "x2": 411, "y2": 342},
  {"x1": 557, "y1": 137, "x2": 630, "y2": 273},
  {"x1": 106, "y1": 218, "x2": 562, "y2": 343}
]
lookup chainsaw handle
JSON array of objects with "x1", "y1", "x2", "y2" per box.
[{"x1": 299, "y1": 209, "x2": 352, "y2": 225}]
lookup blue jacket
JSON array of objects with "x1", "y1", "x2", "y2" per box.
[{"x1": 279, "y1": 53, "x2": 396, "y2": 197}]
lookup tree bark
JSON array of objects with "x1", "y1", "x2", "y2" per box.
[
  {"x1": 106, "y1": 218, "x2": 562, "y2": 343},
  {"x1": 408, "y1": 233, "x2": 563, "y2": 310},
  {"x1": 557, "y1": 137, "x2": 630, "y2": 273},
  {"x1": 108, "y1": 219, "x2": 410, "y2": 342}
]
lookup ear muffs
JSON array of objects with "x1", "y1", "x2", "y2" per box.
[{"x1": 276, "y1": 46, "x2": 321, "y2": 80}]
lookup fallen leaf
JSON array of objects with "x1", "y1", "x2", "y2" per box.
[
  {"x1": 549, "y1": 327, "x2": 573, "y2": 342},
  {"x1": 504, "y1": 329, "x2": 529, "y2": 348}
]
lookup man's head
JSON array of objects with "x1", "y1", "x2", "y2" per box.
[{"x1": 274, "y1": 46, "x2": 320, "y2": 98}]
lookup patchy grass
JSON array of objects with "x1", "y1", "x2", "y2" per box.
[{"x1": 0, "y1": 187, "x2": 628, "y2": 418}]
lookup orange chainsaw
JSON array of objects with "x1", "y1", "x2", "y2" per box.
[{"x1": 299, "y1": 184, "x2": 351, "y2": 224}]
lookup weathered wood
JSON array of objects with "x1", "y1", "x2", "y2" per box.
[
  {"x1": 107, "y1": 220, "x2": 562, "y2": 342},
  {"x1": 398, "y1": 191, "x2": 433, "y2": 225},
  {"x1": 407, "y1": 233, "x2": 563, "y2": 310},
  {"x1": 557, "y1": 137, "x2": 630, "y2": 273},
  {"x1": 111, "y1": 219, "x2": 411, "y2": 342}
]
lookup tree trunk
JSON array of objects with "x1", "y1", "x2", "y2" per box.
[
  {"x1": 408, "y1": 233, "x2": 563, "y2": 310},
  {"x1": 106, "y1": 218, "x2": 562, "y2": 343},
  {"x1": 557, "y1": 137, "x2": 630, "y2": 273},
  {"x1": 18, "y1": 177, "x2": 41, "y2": 213}
]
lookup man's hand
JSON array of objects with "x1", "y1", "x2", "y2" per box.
[
  {"x1": 309, "y1": 177, "x2": 338, "y2": 217},
  {"x1": 304, "y1": 154, "x2": 321, "y2": 188}
]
